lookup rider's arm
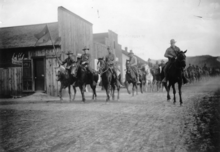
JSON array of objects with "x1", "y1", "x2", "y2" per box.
[
  {"x1": 130, "y1": 57, "x2": 137, "y2": 66},
  {"x1": 164, "y1": 49, "x2": 173, "y2": 58}
]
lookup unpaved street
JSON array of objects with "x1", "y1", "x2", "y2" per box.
[{"x1": 0, "y1": 78, "x2": 220, "y2": 152}]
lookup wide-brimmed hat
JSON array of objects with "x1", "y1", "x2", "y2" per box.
[
  {"x1": 66, "y1": 51, "x2": 73, "y2": 55},
  {"x1": 170, "y1": 39, "x2": 176, "y2": 44},
  {"x1": 82, "y1": 46, "x2": 89, "y2": 51},
  {"x1": 128, "y1": 50, "x2": 134, "y2": 55}
]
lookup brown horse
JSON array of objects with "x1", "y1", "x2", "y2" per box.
[
  {"x1": 162, "y1": 50, "x2": 187, "y2": 105},
  {"x1": 97, "y1": 58, "x2": 120, "y2": 101}
]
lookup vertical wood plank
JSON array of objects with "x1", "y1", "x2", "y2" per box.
[
  {"x1": 8, "y1": 68, "x2": 12, "y2": 96},
  {"x1": 14, "y1": 68, "x2": 17, "y2": 96},
  {"x1": 0, "y1": 69, "x2": 3, "y2": 96}
]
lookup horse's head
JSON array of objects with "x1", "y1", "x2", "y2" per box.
[
  {"x1": 55, "y1": 65, "x2": 66, "y2": 81},
  {"x1": 176, "y1": 50, "x2": 187, "y2": 68},
  {"x1": 71, "y1": 63, "x2": 78, "y2": 77},
  {"x1": 97, "y1": 57, "x2": 106, "y2": 73}
]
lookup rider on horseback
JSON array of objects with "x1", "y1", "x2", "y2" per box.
[
  {"x1": 61, "y1": 50, "x2": 76, "y2": 76},
  {"x1": 81, "y1": 47, "x2": 95, "y2": 85},
  {"x1": 162, "y1": 39, "x2": 188, "y2": 84},
  {"x1": 105, "y1": 46, "x2": 123, "y2": 87},
  {"x1": 128, "y1": 50, "x2": 141, "y2": 84}
]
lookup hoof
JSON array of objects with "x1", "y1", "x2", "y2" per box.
[{"x1": 82, "y1": 99, "x2": 86, "y2": 102}]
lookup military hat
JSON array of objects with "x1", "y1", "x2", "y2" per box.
[
  {"x1": 66, "y1": 51, "x2": 73, "y2": 55},
  {"x1": 128, "y1": 50, "x2": 134, "y2": 55},
  {"x1": 170, "y1": 39, "x2": 176, "y2": 44}
]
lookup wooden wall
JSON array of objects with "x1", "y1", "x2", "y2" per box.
[
  {"x1": 0, "y1": 47, "x2": 61, "y2": 97},
  {"x1": 0, "y1": 67, "x2": 22, "y2": 97},
  {"x1": 58, "y1": 6, "x2": 94, "y2": 68},
  {"x1": 29, "y1": 47, "x2": 61, "y2": 96},
  {"x1": 93, "y1": 42, "x2": 108, "y2": 59}
]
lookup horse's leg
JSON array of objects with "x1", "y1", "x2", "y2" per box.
[
  {"x1": 125, "y1": 81, "x2": 131, "y2": 94},
  {"x1": 178, "y1": 81, "x2": 183, "y2": 105},
  {"x1": 68, "y1": 85, "x2": 71, "y2": 102},
  {"x1": 136, "y1": 83, "x2": 138, "y2": 95},
  {"x1": 59, "y1": 84, "x2": 63, "y2": 101},
  {"x1": 79, "y1": 84, "x2": 86, "y2": 102},
  {"x1": 106, "y1": 83, "x2": 111, "y2": 101},
  {"x1": 166, "y1": 82, "x2": 171, "y2": 101},
  {"x1": 172, "y1": 83, "x2": 176, "y2": 104},
  {"x1": 90, "y1": 84, "x2": 97, "y2": 101},
  {"x1": 140, "y1": 81, "x2": 143, "y2": 93},
  {"x1": 117, "y1": 84, "x2": 120, "y2": 101},
  {"x1": 72, "y1": 85, "x2": 76, "y2": 101},
  {"x1": 132, "y1": 83, "x2": 134, "y2": 96},
  {"x1": 111, "y1": 84, "x2": 115, "y2": 101}
]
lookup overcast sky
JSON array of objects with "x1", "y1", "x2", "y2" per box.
[{"x1": 0, "y1": 0, "x2": 219, "y2": 59}]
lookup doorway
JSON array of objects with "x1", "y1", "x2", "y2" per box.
[{"x1": 33, "y1": 58, "x2": 45, "y2": 91}]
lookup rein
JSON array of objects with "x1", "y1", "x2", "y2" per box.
[{"x1": 98, "y1": 60, "x2": 110, "y2": 75}]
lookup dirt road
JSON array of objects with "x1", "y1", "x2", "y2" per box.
[{"x1": 0, "y1": 77, "x2": 220, "y2": 152}]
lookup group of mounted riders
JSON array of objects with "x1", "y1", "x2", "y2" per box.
[{"x1": 56, "y1": 38, "x2": 218, "y2": 104}]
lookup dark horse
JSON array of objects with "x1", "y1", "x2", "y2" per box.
[
  {"x1": 71, "y1": 62, "x2": 99, "y2": 102},
  {"x1": 97, "y1": 58, "x2": 120, "y2": 101},
  {"x1": 162, "y1": 50, "x2": 187, "y2": 105},
  {"x1": 124, "y1": 60, "x2": 144, "y2": 96}
]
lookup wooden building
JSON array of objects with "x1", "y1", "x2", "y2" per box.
[
  {"x1": 93, "y1": 30, "x2": 123, "y2": 71},
  {"x1": 0, "y1": 7, "x2": 93, "y2": 97}
]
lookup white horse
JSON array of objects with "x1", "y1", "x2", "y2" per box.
[{"x1": 142, "y1": 63, "x2": 154, "y2": 92}]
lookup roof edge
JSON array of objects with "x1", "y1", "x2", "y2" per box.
[
  {"x1": 0, "y1": 22, "x2": 58, "y2": 29},
  {"x1": 58, "y1": 6, "x2": 93, "y2": 25}
]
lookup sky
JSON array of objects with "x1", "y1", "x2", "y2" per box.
[{"x1": 0, "y1": 0, "x2": 220, "y2": 59}]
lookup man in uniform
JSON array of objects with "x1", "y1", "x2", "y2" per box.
[
  {"x1": 105, "y1": 47, "x2": 123, "y2": 87},
  {"x1": 162, "y1": 39, "x2": 188, "y2": 84},
  {"x1": 203, "y1": 63, "x2": 208, "y2": 71},
  {"x1": 61, "y1": 50, "x2": 76, "y2": 76},
  {"x1": 128, "y1": 50, "x2": 140, "y2": 84},
  {"x1": 81, "y1": 47, "x2": 95, "y2": 85}
]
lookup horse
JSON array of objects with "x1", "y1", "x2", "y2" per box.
[
  {"x1": 151, "y1": 65, "x2": 163, "y2": 91},
  {"x1": 55, "y1": 65, "x2": 77, "y2": 101},
  {"x1": 71, "y1": 61, "x2": 99, "y2": 102},
  {"x1": 141, "y1": 63, "x2": 154, "y2": 92},
  {"x1": 162, "y1": 50, "x2": 187, "y2": 105},
  {"x1": 124, "y1": 60, "x2": 144, "y2": 96},
  {"x1": 97, "y1": 58, "x2": 120, "y2": 101}
]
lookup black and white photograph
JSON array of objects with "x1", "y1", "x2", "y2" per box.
[{"x1": 0, "y1": 0, "x2": 220, "y2": 151}]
